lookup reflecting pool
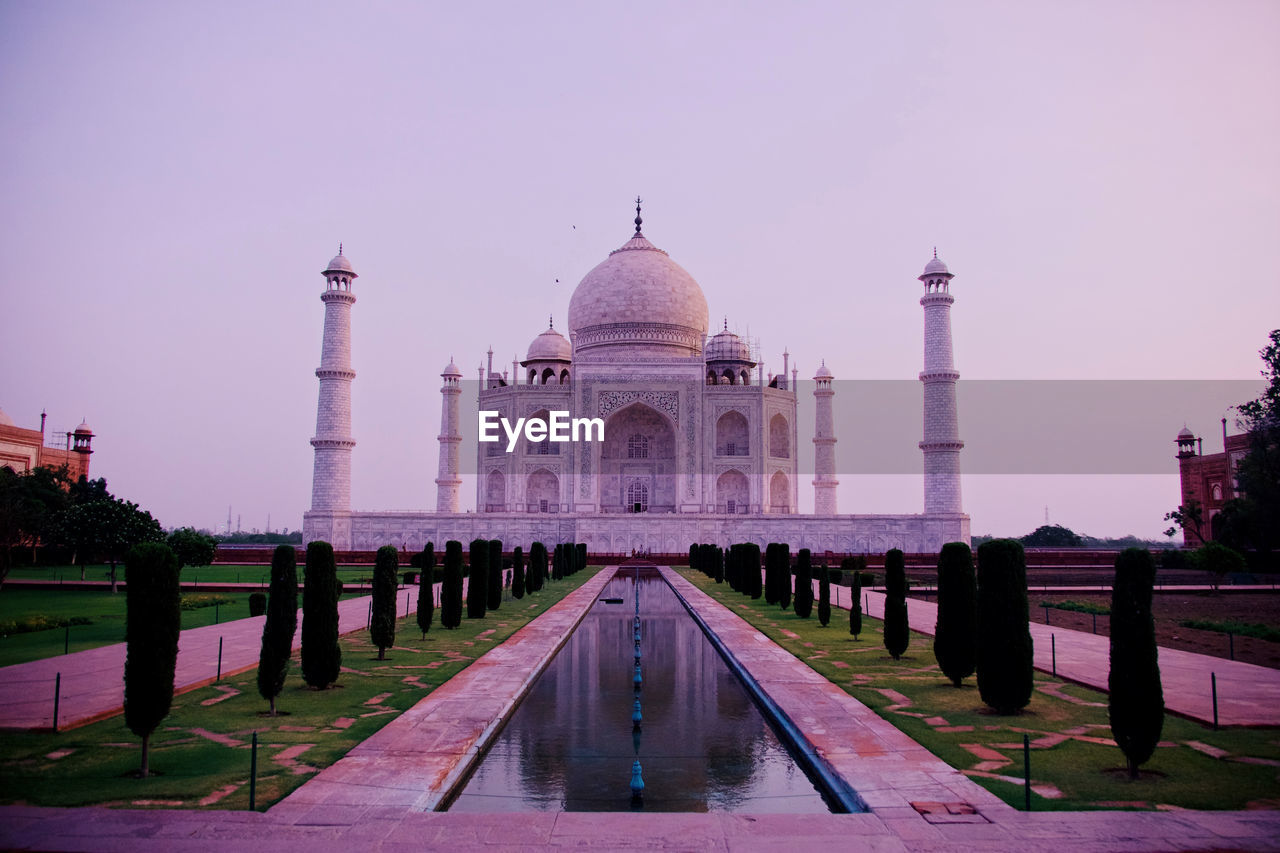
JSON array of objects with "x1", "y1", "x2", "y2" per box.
[{"x1": 447, "y1": 569, "x2": 834, "y2": 812}]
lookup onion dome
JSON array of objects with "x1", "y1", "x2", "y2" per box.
[
  {"x1": 523, "y1": 320, "x2": 572, "y2": 364},
  {"x1": 74, "y1": 419, "x2": 93, "y2": 435},
  {"x1": 1177, "y1": 425, "x2": 1195, "y2": 440},
  {"x1": 568, "y1": 205, "x2": 708, "y2": 357}
]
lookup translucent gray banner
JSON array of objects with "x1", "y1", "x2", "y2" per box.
[{"x1": 445, "y1": 379, "x2": 1260, "y2": 475}]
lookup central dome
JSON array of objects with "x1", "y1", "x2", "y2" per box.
[{"x1": 568, "y1": 232, "x2": 708, "y2": 357}]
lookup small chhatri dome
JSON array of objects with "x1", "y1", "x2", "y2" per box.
[
  {"x1": 525, "y1": 321, "x2": 571, "y2": 363},
  {"x1": 1177, "y1": 425, "x2": 1195, "y2": 440},
  {"x1": 324, "y1": 243, "x2": 356, "y2": 276},
  {"x1": 814, "y1": 360, "x2": 833, "y2": 380},
  {"x1": 441, "y1": 358, "x2": 462, "y2": 377},
  {"x1": 74, "y1": 419, "x2": 93, "y2": 435},
  {"x1": 923, "y1": 248, "x2": 949, "y2": 276},
  {"x1": 705, "y1": 323, "x2": 752, "y2": 363}
]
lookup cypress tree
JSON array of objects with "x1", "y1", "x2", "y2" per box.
[
  {"x1": 302, "y1": 540, "x2": 341, "y2": 688},
  {"x1": 818, "y1": 562, "x2": 831, "y2": 627},
  {"x1": 258, "y1": 544, "x2": 297, "y2": 715},
  {"x1": 689, "y1": 543, "x2": 698, "y2": 570},
  {"x1": 728, "y1": 545, "x2": 741, "y2": 591},
  {"x1": 747, "y1": 543, "x2": 763, "y2": 599},
  {"x1": 1109, "y1": 548, "x2": 1164, "y2": 780},
  {"x1": 530, "y1": 542, "x2": 546, "y2": 592},
  {"x1": 794, "y1": 548, "x2": 813, "y2": 618},
  {"x1": 778, "y1": 544, "x2": 792, "y2": 610},
  {"x1": 371, "y1": 545, "x2": 398, "y2": 660},
  {"x1": 763, "y1": 543, "x2": 779, "y2": 604},
  {"x1": 441, "y1": 540, "x2": 463, "y2": 628},
  {"x1": 576, "y1": 543, "x2": 587, "y2": 575},
  {"x1": 976, "y1": 539, "x2": 1034, "y2": 714},
  {"x1": 487, "y1": 539, "x2": 502, "y2": 610},
  {"x1": 467, "y1": 538, "x2": 489, "y2": 619},
  {"x1": 124, "y1": 541, "x2": 181, "y2": 778},
  {"x1": 715, "y1": 546, "x2": 725, "y2": 584},
  {"x1": 934, "y1": 542, "x2": 977, "y2": 687},
  {"x1": 416, "y1": 542, "x2": 435, "y2": 638},
  {"x1": 847, "y1": 561, "x2": 863, "y2": 639},
  {"x1": 883, "y1": 548, "x2": 909, "y2": 660},
  {"x1": 511, "y1": 546, "x2": 525, "y2": 599}
]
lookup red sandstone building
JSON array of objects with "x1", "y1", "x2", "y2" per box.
[
  {"x1": 1175, "y1": 420, "x2": 1250, "y2": 545},
  {"x1": 0, "y1": 407, "x2": 94, "y2": 479}
]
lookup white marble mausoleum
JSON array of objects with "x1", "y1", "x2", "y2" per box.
[{"x1": 303, "y1": 204, "x2": 969, "y2": 553}]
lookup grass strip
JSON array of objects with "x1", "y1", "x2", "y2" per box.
[
  {"x1": 683, "y1": 570, "x2": 1280, "y2": 812},
  {"x1": 1179, "y1": 619, "x2": 1280, "y2": 643},
  {"x1": 0, "y1": 571, "x2": 593, "y2": 811}
]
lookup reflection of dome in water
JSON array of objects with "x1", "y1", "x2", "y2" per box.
[{"x1": 568, "y1": 230, "x2": 708, "y2": 357}]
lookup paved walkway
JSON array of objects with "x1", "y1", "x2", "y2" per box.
[{"x1": 0, "y1": 584, "x2": 438, "y2": 731}]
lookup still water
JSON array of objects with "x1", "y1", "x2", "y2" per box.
[{"x1": 447, "y1": 570, "x2": 833, "y2": 812}]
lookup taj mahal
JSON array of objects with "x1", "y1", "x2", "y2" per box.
[{"x1": 303, "y1": 202, "x2": 969, "y2": 554}]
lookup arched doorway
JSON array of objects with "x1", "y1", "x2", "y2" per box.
[
  {"x1": 486, "y1": 470, "x2": 506, "y2": 512},
  {"x1": 769, "y1": 471, "x2": 789, "y2": 513},
  {"x1": 769, "y1": 414, "x2": 790, "y2": 458},
  {"x1": 716, "y1": 469, "x2": 749, "y2": 513},
  {"x1": 600, "y1": 402, "x2": 677, "y2": 513},
  {"x1": 715, "y1": 411, "x2": 749, "y2": 456},
  {"x1": 526, "y1": 468, "x2": 559, "y2": 513}
]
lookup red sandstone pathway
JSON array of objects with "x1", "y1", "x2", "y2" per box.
[
  {"x1": 820, "y1": 580, "x2": 1280, "y2": 727},
  {"x1": 0, "y1": 583, "x2": 446, "y2": 731}
]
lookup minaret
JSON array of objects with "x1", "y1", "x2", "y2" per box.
[
  {"x1": 435, "y1": 358, "x2": 463, "y2": 512},
  {"x1": 309, "y1": 246, "x2": 357, "y2": 514},
  {"x1": 812, "y1": 361, "x2": 838, "y2": 514},
  {"x1": 919, "y1": 250, "x2": 963, "y2": 514}
]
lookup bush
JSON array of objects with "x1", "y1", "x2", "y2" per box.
[
  {"x1": 487, "y1": 539, "x2": 502, "y2": 611},
  {"x1": 248, "y1": 592, "x2": 267, "y2": 617},
  {"x1": 1193, "y1": 541, "x2": 1247, "y2": 588},
  {"x1": 402, "y1": 571, "x2": 417, "y2": 585},
  {"x1": 441, "y1": 541, "x2": 463, "y2": 628},
  {"x1": 467, "y1": 539, "x2": 488, "y2": 620},
  {"x1": 371, "y1": 545, "x2": 399, "y2": 659},
  {"x1": 1109, "y1": 548, "x2": 1163, "y2": 780},
  {"x1": 883, "y1": 549, "x2": 909, "y2": 660},
  {"x1": 794, "y1": 549, "x2": 813, "y2": 618},
  {"x1": 301, "y1": 540, "x2": 341, "y2": 689},
  {"x1": 0, "y1": 614, "x2": 92, "y2": 635},
  {"x1": 124, "y1": 541, "x2": 181, "y2": 778},
  {"x1": 1160, "y1": 549, "x2": 1190, "y2": 571},
  {"x1": 848, "y1": 563, "x2": 862, "y2": 639},
  {"x1": 933, "y1": 542, "x2": 976, "y2": 687},
  {"x1": 257, "y1": 544, "x2": 297, "y2": 714},
  {"x1": 817, "y1": 563, "x2": 831, "y2": 627},
  {"x1": 976, "y1": 539, "x2": 1033, "y2": 714},
  {"x1": 416, "y1": 542, "x2": 435, "y2": 638},
  {"x1": 859, "y1": 571, "x2": 875, "y2": 589}
]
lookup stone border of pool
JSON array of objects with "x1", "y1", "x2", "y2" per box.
[
  {"x1": 661, "y1": 568, "x2": 1013, "y2": 827},
  {"x1": 274, "y1": 567, "x2": 615, "y2": 815}
]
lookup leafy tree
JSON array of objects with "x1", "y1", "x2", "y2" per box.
[
  {"x1": 817, "y1": 563, "x2": 831, "y2": 627},
  {"x1": 487, "y1": 539, "x2": 502, "y2": 610},
  {"x1": 1109, "y1": 548, "x2": 1164, "y2": 780},
  {"x1": 1229, "y1": 329, "x2": 1280, "y2": 556},
  {"x1": 301, "y1": 540, "x2": 341, "y2": 688},
  {"x1": 55, "y1": 497, "x2": 165, "y2": 592},
  {"x1": 1020, "y1": 524, "x2": 1082, "y2": 548},
  {"x1": 166, "y1": 527, "x2": 217, "y2": 569},
  {"x1": 371, "y1": 545, "x2": 398, "y2": 659},
  {"x1": 1193, "y1": 541, "x2": 1246, "y2": 590},
  {"x1": 883, "y1": 549, "x2": 909, "y2": 660},
  {"x1": 416, "y1": 542, "x2": 435, "y2": 638},
  {"x1": 933, "y1": 542, "x2": 977, "y2": 687},
  {"x1": 511, "y1": 546, "x2": 525, "y2": 599},
  {"x1": 467, "y1": 539, "x2": 488, "y2": 619},
  {"x1": 976, "y1": 539, "x2": 1034, "y2": 714},
  {"x1": 794, "y1": 548, "x2": 813, "y2": 618},
  {"x1": 258, "y1": 544, "x2": 297, "y2": 715},
  {"x1": 441, "y1": 540, "x2": 463, "y2": 628},
  {"x1": 123, "y1": 542, "x2": 181, "y2": 777},
  {"x1": 1163, "y1": 498, "x2": 1206, "y2": 546},
  {"x1": 0, "y1": 465, "x2": 76, "y2": 585},
  {"x1": 847, "y1": 560, "x2": 863, "y2": 639}
]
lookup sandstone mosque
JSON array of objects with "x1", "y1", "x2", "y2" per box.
[{"x1": 303, "y1": 202, "x2": 969, "y2": 554}]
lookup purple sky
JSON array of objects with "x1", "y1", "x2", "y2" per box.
[{"x1": 2, "y1": 1, "x2": 1277, "y2": 539}]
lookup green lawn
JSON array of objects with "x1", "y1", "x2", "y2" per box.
[
  {"x1": 0, "y1": 570, "x2": 594, "y2": 810},
  {"x1": 683, "y1": 571, "x2": 1280, "y2": 812},
  {"x1": 5, "y1": 563, "x2": 390, "y2": 588},
  {"x1": 0, "y1": 588, "x2": 369, "y2": 667}
]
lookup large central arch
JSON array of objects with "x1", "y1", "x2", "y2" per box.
[{"x1": 599, "y1": 402, "x2": 677, "y2": 513}]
